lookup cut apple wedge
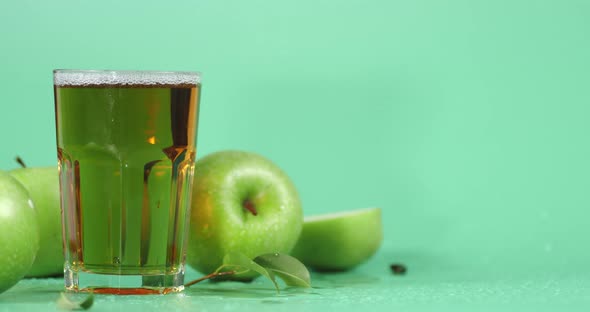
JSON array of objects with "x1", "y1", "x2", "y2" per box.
[{"x1": 291, "y1": 207, "x2": 382, "y2": 271}]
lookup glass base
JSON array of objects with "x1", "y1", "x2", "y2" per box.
[{"x1": 64, "y1": 267, "x2": 185, "y2": 295}]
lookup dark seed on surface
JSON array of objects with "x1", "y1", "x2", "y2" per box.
[{"x1": 390, "y1": 263, "x2": 407, "y2": 275}]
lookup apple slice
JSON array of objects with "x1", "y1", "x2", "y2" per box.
[{"x1": 291, "y1": 207, "x2": 382, "y2": 271}]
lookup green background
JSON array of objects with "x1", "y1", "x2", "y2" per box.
[{"x1": 1, "y1": 0, "x2": 590, "y2": 310}]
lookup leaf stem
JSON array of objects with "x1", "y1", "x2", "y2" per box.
[{"x1": 184, "y1": 270, "x2": 236, "y2": 288}]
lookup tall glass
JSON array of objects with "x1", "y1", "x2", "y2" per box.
[{"x1": 53, "y1": 70, "x2": 201, "y2": 294}]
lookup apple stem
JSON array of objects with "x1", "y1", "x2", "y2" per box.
[
  {"x1": 184, "y1": 270, "x2": 236, "y2": 288},
  {"x1": 242, "y1": 200, "x2": 258, "y2": 216},
  {"x1": 15, "y1": 156, "x2": 26, "y2": 168}
]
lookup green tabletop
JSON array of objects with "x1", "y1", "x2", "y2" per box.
[{"x1": 3, "y1": 250, "x2": 590, "y2": 312}]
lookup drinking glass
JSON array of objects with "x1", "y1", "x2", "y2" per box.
[{"x1": 53, "y1": 69, "x2": 201, "y2": 294}]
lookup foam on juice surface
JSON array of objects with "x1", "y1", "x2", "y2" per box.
[{"x1": 54, "y1": 70, "x2": 200, "y2": 87}]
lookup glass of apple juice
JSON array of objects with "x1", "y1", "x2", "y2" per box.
[{"x1": 53, "y1": 70, "x2": 201, "y2": 294}]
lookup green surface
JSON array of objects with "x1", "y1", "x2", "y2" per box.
[
  {"x1": 2, "y1": 262, "x2": 590, "y2": 311},
  {"x1": 1, "y1": 0, "x2": 590, "y2": 310}
]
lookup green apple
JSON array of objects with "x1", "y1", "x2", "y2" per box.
[
  {"x1": 186, "y1": 150, "x2": 303, "y2": 279},
  {"x1": 0, "y1": 171, "x2": 39, "y2": 294},
  {"x1": 291, "y1": 207, "x2": 382, "y2": 271},
  {"x1": 10, "y1": 167, "x2": 63, "y2": 277}
]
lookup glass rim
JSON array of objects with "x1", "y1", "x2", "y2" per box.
[
  {"x1": 53, "y1": 69, "x2": 201, "y2": 75},
  {"x1": 53, "y1": 69, "x2": 201, "y2": 86}
]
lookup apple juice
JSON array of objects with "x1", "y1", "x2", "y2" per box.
[{"x1": 54, "y1": 80, "x2": 200, "y2": 279}]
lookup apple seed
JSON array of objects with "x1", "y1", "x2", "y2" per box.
[{"x1": 390, "y1": 263, "x2": 407, "y2": 275}]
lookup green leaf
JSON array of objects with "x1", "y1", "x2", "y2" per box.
[
  {"x1": 222, "y1": 252, "x2": 280, "y2": 292},
  {"x1": 56, "y1": 293, "x2": 94, "y2": 310},
  {"x1": 253, "y1": 253, "x2": 311, "y2": 288}
]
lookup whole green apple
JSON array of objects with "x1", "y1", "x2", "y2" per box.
[
  {"x1": 187, "y1": 150, "x2": 303, "y2": 279},
  {"x1": 291, "y1": 207, "x2": 382, "y2": 271},
  {"x1": 10, "y1": 167, "x2": 63, "y2": 277},
  {"x1": 0, "y1": 171, "x2": 39, "y2": 294}
]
